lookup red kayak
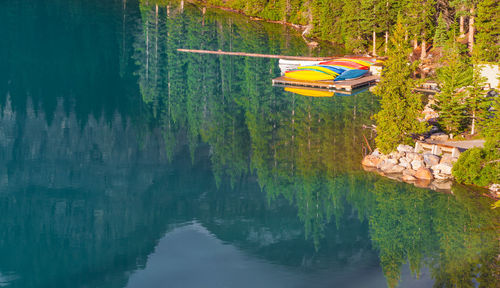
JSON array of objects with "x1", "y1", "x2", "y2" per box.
[{"x1": 318, "y1": 60, "x2": 369, "y2": 70}]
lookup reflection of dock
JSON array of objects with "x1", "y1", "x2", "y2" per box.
[{"x1": 272, "y1": 75, "x2": 380, "y2": 92}]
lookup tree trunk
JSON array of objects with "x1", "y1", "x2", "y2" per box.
[
  {"x1": 459, "y1": 15, "x2": 465, "y2": 36},
  {"x1": 468, "y1": 7, "x2": 475, "y2": 53},
  {"x1": 413, "y1": 37, "x2": 418, "y2": 50},
  {"x1": 421, "y1": 39, "x2": 426, "y2": 60},
  {"x1": 372, "y1": 30, "x2": 377, "y2": 56},
  {"x1": 385, "y1": 30, "x2": 388, "y2": 54}
]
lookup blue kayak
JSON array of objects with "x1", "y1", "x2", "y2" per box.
[{"x1": 334, "y1": 69, "x2": 368, "y2": 81}]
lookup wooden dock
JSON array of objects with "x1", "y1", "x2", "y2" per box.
[{"x1": 272, "y1": 75, "x2": 379, "y2": 92}]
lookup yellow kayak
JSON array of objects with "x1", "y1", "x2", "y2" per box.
[
  {"x1": 285, "y1": 68, "x2": 338, "y2": 81},
  {"x1": 285, "y1": 87, "x2": 334, "y2": 97}
]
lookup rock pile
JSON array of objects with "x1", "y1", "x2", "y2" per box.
[{"x1": 362, "y1": 144, "x2": 458, "y2": 191}]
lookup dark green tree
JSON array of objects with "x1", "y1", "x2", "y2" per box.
[
  {"x1": 474, "y1": 0, "x2": 500, "y2": 62},
  {"x1": 434, "y1": 39, "x2": 472, "y2": 134},
  {"x1": 373, "y1": 18, "x2": 428, "y2": 153},
  {"x1": 433, "y1": 12, "x2": 448, "y2": 47}
]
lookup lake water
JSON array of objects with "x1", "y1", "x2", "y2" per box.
[{"x1": 0, "y1": 1, "x2": 498, "y2": 287}]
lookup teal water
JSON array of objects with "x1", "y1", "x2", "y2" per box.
[{"x1": 0, "y1": 1, "x2": 498, "y2": 287}]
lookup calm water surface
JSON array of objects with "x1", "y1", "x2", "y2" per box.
[{"x1": 0, "y1": 1, "x2": 498, "y2": 287}]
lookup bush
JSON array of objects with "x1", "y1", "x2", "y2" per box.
[{"x1": 452, "y1": 147, "x2": 500, "y2": 187}]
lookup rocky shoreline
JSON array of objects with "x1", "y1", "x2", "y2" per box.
[{"x1": 362, "y1": 144, "x2": 456, "y2": 191}]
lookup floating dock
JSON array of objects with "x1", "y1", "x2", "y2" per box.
[{"x1": 272, "y1": 75, "x2": 380, "y2": 92}]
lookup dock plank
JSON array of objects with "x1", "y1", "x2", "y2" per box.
[{"x1": 272, "y1": 75, "x2": 380, "y2": 91}]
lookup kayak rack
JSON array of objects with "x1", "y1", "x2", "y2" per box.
[{"x1": 272, "y1": 74, "x2": 380, "y2": 92}]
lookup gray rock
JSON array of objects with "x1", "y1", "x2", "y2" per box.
[
  {"x1": 440, "y1": 154, "x2": 453, "y2": 165},
  {"x1": 386, "y1": 158, "x2": 398, "y2": 165},
  {"x1": 389, "y1": 151, "x2": 404, "y2": 159},
  {"x1": 406, "y1": 152, "x2": 423, "y2": 161},
  {"x1": 411, "y1": 160, "x2": 424, "y2": 170},
  {"x1": 397, "y1": 144, "x2": 414, "y2": 153},
  {"x1": 429, "y1": 126, "x2": 440, "y2": 133},
  {"x1": 387, "y1": 165, "x2": 405, "y2": 173},
  {"x1": 423, "y1": 153, "x2": 440, "y2": 167},
  {"x1": 379, "y1": 162, "x2": 395, "y2": 172},
  {"x1": 433, "y1": 173, "x2": 452, "y2": 180},
  {"x1": 430, "y1": 133, "x2": 449, "y2": 142},
  {"x1": 371, "y1": 148, "x2": 382, "y2": 157},
  {"x1": 403, "y1": 169, "x2": 417, "y2": 176},
  {"x1": 399, "y1": 157, "x2": 411, "y2": 168},
  {"x1": 432, "y1": 163, "x2": 453, "y2": 175}
]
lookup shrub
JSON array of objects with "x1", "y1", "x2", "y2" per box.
[{"x1": 452, "y1": 147, "x2": 500, "y2": 187}]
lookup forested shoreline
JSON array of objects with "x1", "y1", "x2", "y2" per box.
[{"x1": 192, "y1": 0, "x2": 498, "y2": 61}]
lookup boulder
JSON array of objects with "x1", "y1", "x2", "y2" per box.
[
  {"x1": 362, "y1": 155, "x2": 382, "y2": 167},
  {"x1": 402, "y1": 175, "x2": 416, "y2": 181},
  {"x1": 403, "y1": 169, "x2": 417, "y2": 176},
  {"x1": 411, "y1": 160, "x2": 424, "y2": 170},
  {"x1": 386, "y1": 158, "x2": 398, "y2": 165},
  {"x1": 432, "y1": 163, "x2": 453, "y2": 175},
  {"x1": 415, "y1": 167, "x2": 434, "y2": 180},
  {"x1": 406, "y1": 152, "x2": 423, "y2": 161},
  {"x1": 440, "y1": 154, "x2": 453, "y2": 165},
  {"x1": 397, "y1": 144, "x2": 414, "y2": 153},
  {"x1": 430, "y1": 133, "x2": 449, "y2": 142},
  {"x1": 371, "y1": 148, "x2": 382, "y2": 157},
  {"x1": 387, "y1": 165, "x2": 405, "y2": 174},
  {"x1": 423, "y1": 153, "x2": 440, "y2": 167},
  {"x1": 399, "y1": 157, "x2": 411, "y2": 168},
  {"x1": 433, "y1": 173, "x2": 452, "y2": 180},
  {"x1": 379, "y1": 162, "x2": 395, "y2": 172},
  {"x1": 389, "y1": 151, "x2": 404, "y2": 159}
]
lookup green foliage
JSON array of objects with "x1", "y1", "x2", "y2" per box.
[
  {"x1": 475, "y1": 0, "x2": 500, "y2": 62},
  {"x1": 481, "y1": 90, "x2": 500, "y2": 149},
  {"x1": 434, "y1": 39, "x2": 472, "y2": 134},
  {"x1": 192, "y1": 0, "x2": 498, "y2": 62},
  {"x1": 373, "y1": 19, "x2": 428, "y2": 153},
  {"x1": 452, "y1": 147, "x2": 500, "y2": 186},
  {"x1": 433, "y1": 13, "x2": 448, "y2": 47}
]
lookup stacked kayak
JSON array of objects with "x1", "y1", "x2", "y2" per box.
[{"x1": 285, "y1": 58, "x2": 376, "y2": 82}]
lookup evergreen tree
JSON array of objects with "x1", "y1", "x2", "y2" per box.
[
  {"x1": 433, "y1": 12, "x2": 448, "y2": 47},
  {"x1": 373, "y1": 18, "x2": 428, "y2": 153},
  {"x1": 434, "y1": 39, "x2": 472, "y2": 134},
  {"x1": 474, "y1": 0, "x2": 500, "y2": 62},
  {"x1": 361, "y1": 0, "x2": 384, "y2": 55},
  {"x1": 466, "y1": 61, "x2": 488, "y2": 135}
]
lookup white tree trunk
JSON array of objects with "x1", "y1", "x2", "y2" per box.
[
  {"x1": 385, "y1": 30, "x2": 388, "y2": 54},
  {"x1": 372, "y1": 30, "x2": 377, "y2": 56},
  {"x1": 421, "y1": 39, "x2": 426, "y2": 59},
  {"x1": 468, "y1": 7, "x2": 475, "y2": 53},
  {"x1": 459, "y1": 15, "x2": 465, "y2": 36}
]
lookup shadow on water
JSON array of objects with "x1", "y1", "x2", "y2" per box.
[{"x1": 0, "y1": 1, "x2": 497, "y2": 288}]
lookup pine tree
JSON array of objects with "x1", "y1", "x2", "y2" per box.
[
  {"x1": 373, "y1": 18, "x2": 428, "y2": 153},
  {"x1": 434, "y1": 38, "x2": 472, "y2": 134},
  {"x1": 474, "y1": 0, "x2": 500, "y2": 62},
  {"x1": 433, "y1": 13, "x2": 448, "y2": 47},
  {"x1": 466, "y1": 61, "x2": 488, "y2": 135},
  {"x1": 361, "y1": 0, "x2": 384, "y2": 55}
]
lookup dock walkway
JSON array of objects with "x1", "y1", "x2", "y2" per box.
[{"x1": 272, "y1": 75, "x2": 379, "y2": 92}]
